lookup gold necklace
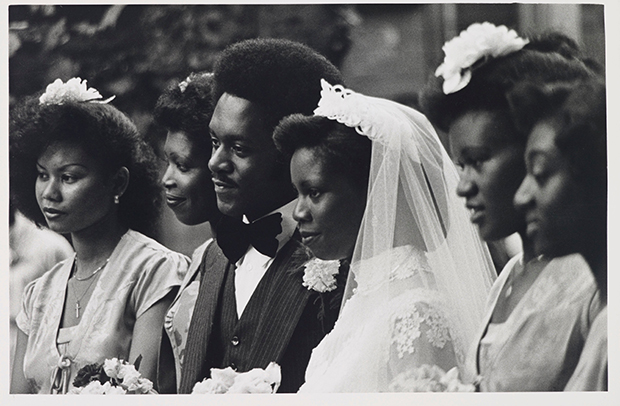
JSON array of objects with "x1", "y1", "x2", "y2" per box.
[
  {"x1": 73, "y1": 255, "x2": 110, "y2": 281},
  {"x1": 70, "y1": 257, "x2": 108, "y2": 318}
]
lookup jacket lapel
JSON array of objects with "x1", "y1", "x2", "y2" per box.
[
  {"x1": 195, "y1": 243, "x2": 230, "y2": 350},
  {"x1": 246, "y1": 239, "x2": 313, "y2": 368},
  {"x1": 178, "y1": 242, "x2": 230, "y2": 393}
]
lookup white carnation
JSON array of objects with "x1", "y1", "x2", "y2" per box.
[
  {"x1": 103, "y1": 358, "x2": 122, "y2": 380},
  {"x1": 39, "y1": 77, "x2": 108, "y2": 105},
  {"x1": 192, "y1": 363, "x2": 281, "y2": 394},
  {"x1": 302, "y1": 258, "x2": 340, "y2": 293},
  {"x1": 435, "y1": 22, "x2": 529, "y2": 94},
  {"x1": 79, "y1": 381, "x2": 109, "y2": 394}
]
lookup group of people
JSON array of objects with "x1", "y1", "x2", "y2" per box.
[{"x1": 9, "y1": 22, "x2": 606, "y2": 394}]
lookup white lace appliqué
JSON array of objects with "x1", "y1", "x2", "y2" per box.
[
  {"x1": 392, "y1": 307, "x2": 423, "y2": 359},
  {"x1": 313, "y1": 79, "x2": 410, "y2": 146},
  {"x1": 422, "y1": 305, "x2": 451, "y2": 349},
  {"x1": 391, "y1": 301, "x2": 452, "y2": 359},
  {"x1": 389, "y1": 248, "x2": 431, "y2": 281}
]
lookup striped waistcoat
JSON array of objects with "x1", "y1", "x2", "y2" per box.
[{"x1": 179, "y1": 236, "x2": 338, "y2": 393}]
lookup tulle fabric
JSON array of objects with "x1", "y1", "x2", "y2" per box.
[{"x1": 301, "y1": 83, "x2": 496, "y2": 392}]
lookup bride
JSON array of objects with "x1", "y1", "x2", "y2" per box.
[{"x1": 273, "y1": 80, "x2": 496, "y2": 392}]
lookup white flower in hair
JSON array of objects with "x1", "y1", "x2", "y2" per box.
[
  {"x1": 302, "y1": 257, "x2": 340, "y2": 293},
  {"x1": 39, "y1": 77, "x2": 115, "y2": 105},
  {"x1": 435, "y1": 22, "x2": 529, "y2": 95},
  {"x1": 178, "y1": 76, "x2": 192, "y2": 93}
]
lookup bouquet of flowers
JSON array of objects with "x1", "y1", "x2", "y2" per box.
[
  {"x1": 388, "y1": 364, "x2": 475, "y2": 392},
  {"x1": 192, "y1": 362, "x2": 281, "y2": 394},
  {"x1": 69, "y1": 356, "x2": 156, "y2": 394}
]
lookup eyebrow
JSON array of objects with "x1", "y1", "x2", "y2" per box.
[
  {"x1": 526, "y1": 150, "x2": 550, "y2": 159},
  {"x1": 460, "y1": 146, "x2": 489, "y2": 153},
  {"x1": 297, "y1": 177, "x2": 322, "y2": 189},
  {"x1": 36, "y1": 162, "x2": 89, "y2": 170},
  {"x1": 457, "y1": 146, "x2": 490, "y2": 157},
  {"x1": 165, "y1": 150, "x2": 185, "y2": 160},
  {"x1": 524, "y1": 150, "x2": 554, "y2": 166},
  {"x1": 210, "y1": 127, "x2": 255, "y2": 143}
]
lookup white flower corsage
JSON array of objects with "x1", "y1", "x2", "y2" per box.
[
  {"x1": 388, "y1": 364, "x2": 475, "y2": 392},
  {"x1": 192, "y1": 362, "x2": 281, "y2": 394},
  {"x1": 69, "y1": 357, "x2": 155, "y2": 394},
  {"x1": 435, "y1": 22, "x2": 529, "y2": 95},
  {"x1": 302, "y1": 257, "x2": 341, "y2": 293},
  {"x1": 39, "y1": 77, "x2": 115, "y2": 105}
]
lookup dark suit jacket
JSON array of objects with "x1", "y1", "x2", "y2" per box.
[{"x1": 166, "y1": 234, "x2": 341, "y2": 393}]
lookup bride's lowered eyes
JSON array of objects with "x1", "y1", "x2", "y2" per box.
[
  {"x1": 455, "y1": 153, "x2": 489, "y2": 171},
  {"x1": 293, "y1": 183, "x2": 323, "y2": 200},
  {"x1": 308, "y1": 189, "x2": 322, "y2": 199}
]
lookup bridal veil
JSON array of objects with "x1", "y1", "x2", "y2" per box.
[{"x1": 300, "y1": 80, "x2": 496, "y2": 392}]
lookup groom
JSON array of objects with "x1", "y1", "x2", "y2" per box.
[{"x1": 174, "y1": 39, "x2": 344, "y2": 393}]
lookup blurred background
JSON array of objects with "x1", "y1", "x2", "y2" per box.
[{"x1": 9, "y1": 3, "x2": 606, "y2": 256}]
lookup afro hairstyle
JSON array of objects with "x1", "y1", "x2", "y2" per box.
[
  {"x1": 420, "y1": 32, "x2": 598, "y2": 137},
  {"x1": 212, "y1": 38, "x2": 344, "y2": 129}
]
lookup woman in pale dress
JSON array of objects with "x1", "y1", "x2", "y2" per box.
[
  {"x1": 274, "y1": 79, "x2": 496, "y2": 392},
  {"x1": 153, "y1": 72, "x2": 223, "y2": 392},
  {"x1": 510, "y1": 78, "x2": 607, "y2": 390},
  {"x1": 10, "y1": 78, "x2": 188, "y2": 393},
  {"x1": 420, "y1": 23, "x2": 602, "y2": 390}
]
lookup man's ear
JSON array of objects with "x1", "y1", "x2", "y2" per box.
[{"x1": 112, "y1": 166, "x2": 130, "y2": 201}]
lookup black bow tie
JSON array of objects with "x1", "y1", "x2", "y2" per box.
[{"x1": 216, "y1": 213, "x2": 283, "y2": 263}]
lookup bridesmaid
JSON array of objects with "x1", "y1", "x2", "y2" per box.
[
  {"x1": 421, "y1": 23, "x2": 602, "y2": 390},
  {"x1": 510, "y1": 78, "x2": 607, "y2": 390},
  {"x1": 10, "y1": 78, "x2": 188, "y2": 393},
  {"x1": 153, "y1": 72, "x2": 223, "y2": 392}
]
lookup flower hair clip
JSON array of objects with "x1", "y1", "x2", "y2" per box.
[
  {"x1": 435, "y1": 22, "x2": 529, "y2": 95},
  {"x1": 178, "y1": 75, "x2": 193, "y2": 93},
  {"x1": 39, "y1": 77, "x2": 115, "y2": 105}
]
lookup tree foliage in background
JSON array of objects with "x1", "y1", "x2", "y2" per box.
[{"x1": 9, "y1": 4, "x2": 358, "y2": 142}]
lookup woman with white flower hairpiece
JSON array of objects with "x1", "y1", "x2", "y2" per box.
[
  {"x1": 153, "y1": 72, "x2": 225, "y2": 393},
  {"x1": 273, "y1": 79, "x2": 496, "y2": 392},
  {"x1": 421, "y1": 23, "x2": 603, "y2": 390},
  {"x1": 10, "y1": 78, "x2": 188, "y2": 393}
]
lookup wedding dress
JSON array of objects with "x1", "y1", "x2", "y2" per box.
[{"x1": 299, "y1": 80, "x2": 496, "y2": 392}]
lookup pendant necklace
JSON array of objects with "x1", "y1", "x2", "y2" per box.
[{"x1": 70, "y1": 256, "x2": 109, "y2": 318}]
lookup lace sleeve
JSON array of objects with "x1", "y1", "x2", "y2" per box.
[{"x1": 387, "y1": 298, "x2": 459, "y2": 391}]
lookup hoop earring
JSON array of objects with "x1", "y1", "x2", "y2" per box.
[{"x1": 113, "y1": 195, "x2": 120, "y2": 204}]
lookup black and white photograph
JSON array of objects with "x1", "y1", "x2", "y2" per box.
[{"x1": 5, "y1": 2, "x2": 615, "y2": 404}]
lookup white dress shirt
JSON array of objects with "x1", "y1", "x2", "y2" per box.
[{"x1": 234, "y1": 199, "x2": 298, "y2": 318}]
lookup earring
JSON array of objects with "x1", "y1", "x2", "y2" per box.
[{"x1": 113, "y1": 195, "x2": 120, "y2": 204}]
